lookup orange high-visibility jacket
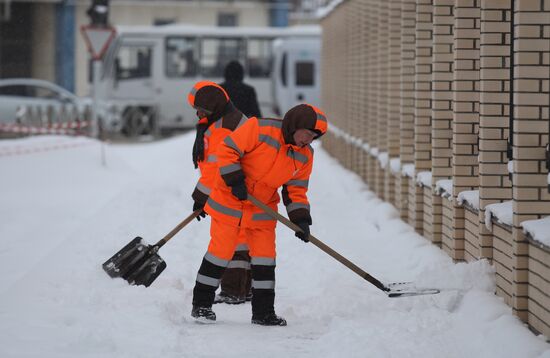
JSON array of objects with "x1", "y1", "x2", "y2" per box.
[
  {"x1": 192, "y1": 113, "x2": 249, "y2": 205},
  {"x1": 205, "y1": 117, "x2": 322, "y2": 228}
]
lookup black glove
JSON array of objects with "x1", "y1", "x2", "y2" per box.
[
  {"x1": 231, "y1": 181, "x2": 248, "y2": 201},
  {"x1": 294, "y1": 221, "x2": 310, "y2": 242},
  {"x1": 193, "y1": 201, "x2": 207, "y2": 221}
]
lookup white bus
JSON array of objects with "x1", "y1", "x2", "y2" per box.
[{"x1": 97, "y1": 24, "x2": 321, "y2": 137}]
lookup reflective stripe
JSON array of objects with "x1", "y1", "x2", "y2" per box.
[
  {"x1": 286, "y1": 179, "x2": 309, "y2": 188},
  {"x1": 220, "y1": 163, "x2": 242, "y2": 175},
  {"x1": 196, "y1": 181, "x2": 211, "y2": 195},
  {"x1": 207, "y1": 197, "x2": 242, "y2": 218},
  {"x1": 196, "y1": 273, "x2": 220, "y2": 287},
  {"x1": 316, "y1": 112, "x2": 327, "y2": 122},
  {"x1": 252, "y1": 280, "x2": 275, "y2": 289},
  {"x1": 259, "y1": 119, "x2": 282, "y2": 128},
  {"x1": 251, "y1": 257, "x2": 276, "y2": 266},
  {"x1": 235, "y1": 243, "x2": 249, "y2": 251},
  {"x1": 204, "y1": 252, "x2": 230, "y2": 267},
  {"x1": 215, "y1": 120, "x2": 222, "y2": 129},
  {"x1": 252, "y1": 212, "x2": 275, "y2": 221},
  {"x1": 236, "y1": 114, "x2": 248, "y2": 129},
  {"x1": 224, "y1": 136, "x2": 243, "y2": 157},
  {"x1": 190, "y1": 87, "x2": 198, "y2": 96},
  {"x1": 206, "y1": 154, "x2": 217, "y2": 163},
  {"x1": 227, "y1": 260, "x2": 251, "y2": 269},
  {"x1": 205, "y1": 128, "x2": 212, "y2": 136},
  {"x1": 288, "y1": 150, "x2": 308, "y2": 164},
  {"x1": 286, "y1": 202, "x2": 310, "y2": 212},
  {"x1": 259, "y1": 134, "x2": 281, "y2": 151}
]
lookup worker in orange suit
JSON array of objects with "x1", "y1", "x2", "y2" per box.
[
  {"x1": 191, "y1": 103, "x2": 328, "y2": 326},
  {"x1": 188, "y1": 81, "x2": 252, "y2": 305}
]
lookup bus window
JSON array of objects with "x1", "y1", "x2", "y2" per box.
[
  {"x1": 295, "y1": 61, "x2": 314, "y2": 86},
  {"x1": 116, "y1": 45, "x2": 152, "y2": 80},
  {"x1": 247, "y1": 38, "x2": 272, "y2": 78},
  {"x1": 200, "y1": 38, "x2": 244, "y2": 77},
  {"x1": 165, "y1": 37, "x2": 198, "y2": 77}
]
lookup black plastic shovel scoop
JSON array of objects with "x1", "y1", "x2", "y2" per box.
[{"x1": 102, "y1": 210, "x2": 201, "y2": 287}]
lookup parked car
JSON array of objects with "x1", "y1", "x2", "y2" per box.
[{"x1": 0, "y1": 78, "x2": 92, "y2": 126}]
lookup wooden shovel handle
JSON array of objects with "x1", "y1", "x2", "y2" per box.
[
  {"x1": 154, "y1": 210, "x2": 202, "y2": 248},
  {"x1": 247, "y1": 194, "x2": 389, "y2": 293}
]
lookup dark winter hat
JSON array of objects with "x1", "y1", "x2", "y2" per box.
[
  {"x1": 224, "y1": 61, "x2": 244, "y2": 82},
  {"x1": 282, "y1": 104, "x2": 328, "y2": 145},
  {"x1": 188, "y1": 81, "x2": 230, "y2": 120}
]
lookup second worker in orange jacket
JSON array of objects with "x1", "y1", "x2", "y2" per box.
[{"x1": 191, "y1": 103, "x2": 328, "y2": 326}]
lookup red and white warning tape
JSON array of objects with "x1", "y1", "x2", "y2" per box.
[
  {"x1": 0, "y1": 121, "x2": 90, "y2": 135},
  {"x1": 0, "y1": 140, "x2": 97, "y2": 157}
]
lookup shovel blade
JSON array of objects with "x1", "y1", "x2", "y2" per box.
[{"x1": 102, "y1": 237, "x2": 167, "y2": 287}]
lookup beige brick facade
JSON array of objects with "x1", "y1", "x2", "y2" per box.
[{"x1": 320, "y1": 0, "x2": 550, "y2": 337}]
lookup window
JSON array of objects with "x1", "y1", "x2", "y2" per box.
[
  {"x1": 295, "y1": 61, "x2": 315, "y2": 86},
  {"x1": 218, "y1": 13, "x2": 238, "y2": 27},
  {"x1": 200, "y1": 38, "x2": 244, "y2": 77},
  {"x1": 115, "y1": 45, "x2": 152, "y2": 80},
  {"x1": 247, "y1": 38, "x2": 272, "y2": 78},
  {"x1": 165, "y1": 37, "x2": 198, "y2": 77}
]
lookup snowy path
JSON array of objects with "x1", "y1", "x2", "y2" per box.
[{"x1": 0, "y1": 134, "x2": 549, "y2": 358}]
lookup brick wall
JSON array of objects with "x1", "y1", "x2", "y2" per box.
[{"x1": 464, "y1": 206, "x2": 480, "y2": 261}]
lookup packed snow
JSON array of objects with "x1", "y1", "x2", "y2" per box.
[
  {"x1": 416, "y1": 171, "x2": 432, "y2": 188},
  {"x1": 402, "y1": 163, "x2": 415, "y2": 178},
  {"x1": 435, "y1": 179, "x2": 453, "y2": 199},
  {"x1": 522, "y1": 216, "x2": 550, "y2": 248},
  {"x1": 390, "y1": 157, "x2": 401, "y2": 175},
  {"x1": 1, "y1": 134, "x2": 549, "y2": 358},
  {"x1": 484, "y1": 201, "x2": 513, "y2": 231},
  {"x1": 377, "y1": 151, "x2": 389, "y2": 168},
  {"x1": 457, "y1": 190, "x2": 480, "y2": 211}
]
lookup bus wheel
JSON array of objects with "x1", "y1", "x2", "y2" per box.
[{"x1": 122, "y1": 107, "x2": 147, "y2": 138}]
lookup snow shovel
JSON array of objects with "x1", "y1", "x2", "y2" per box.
[
  {"x1": 247, "y1": 194, "x2": 440, "y2": 298},
  {"x1": 102, "y1": 210, "x2": 201, "y2": 287}
]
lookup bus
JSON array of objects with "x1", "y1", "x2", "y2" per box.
[{"x1": 97, "y1": 24, "x2": 321, "y2": 137}]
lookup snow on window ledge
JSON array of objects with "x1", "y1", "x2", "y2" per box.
[
  {"x1": 316, "y1": 0, "x2": 345, "y2": 19},
  {"x1": 507, "y1": 160, "x2": 513, "y2": 174},
  {"x1": 416, "y1": 171, "x2": 432, "y2": 188},
  {"x1": 484, "y1": 200, "x2": 513, "y2": 231},
  {"x1": 457, "y1": 190, "x2": 480, "y2": 212},
  {"x1": 435, "y1": 179, "x2": 453, "y2": 199},
  {"x1": 401, "y1": 163, "x2": 415, "y2": 178},
  {"x1": 390, "y1": 158, "x2": 401, "y2": 175},
  {"x1": 377, "y1": 152, "x2": 389, "y2": 168},
  {"x1": 522, "y1": 216, "x2": 550, "y2": 249}
]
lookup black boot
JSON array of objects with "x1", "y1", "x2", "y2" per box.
[
  {"x1": 251, "y1": 312, "x2": 287, "y2": 326},
  {"x1": 191, "y1": 305, "x2": 216, "y2": 323}
]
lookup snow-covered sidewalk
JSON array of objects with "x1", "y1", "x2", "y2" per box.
[{"x1": 0, "y1": 134, "x2": 549, "y2": 358}]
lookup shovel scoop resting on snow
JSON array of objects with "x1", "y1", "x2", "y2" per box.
[{"x1": 102, "y1": 210, "x2": 201, "y2": 287}]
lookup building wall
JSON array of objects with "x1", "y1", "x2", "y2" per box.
[
  {"x1": 31, "y1": 4, "x2": 57, "y2": 82},
  {"x1": 320, "y1": 0, "x2": 550, "y2": 335}
]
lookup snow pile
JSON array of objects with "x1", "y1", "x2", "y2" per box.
[
  {"x1": 416, "y1": 171, "x2": 432, "y2": 188},
  {"x1": 401, "y1": 163, "x2": 415, "y2": 178},
  {"x1": 522, "y1": 216, "x2": 550, "y2": 248},
  {"x1": 0, "y1": 134, "x2": 549, "y2": 357},
  {"x1": 390, "y1": 158, "x2": 401, "y2": 174},
  {"x1": 327, "y1": 124, "x2": 363, "y2": 148},
  {"x1": 377, "y1": 151, "x2": 389, "y2": 168},
  {"x1": 508, "y1": 160, "x2": 513, "y2": 174},
  {"x1": 435, "y1": 179, "x2": 453, "y2": 199},
  {"x1": 369, "y1": 146, "x2": 379, "y2": 157},
  {"x1": 485, "y1": 201, "x2": 513, "y2": 231},
  {"x1": 457, "y1": 190, "x2": 480, "y2": 211}
]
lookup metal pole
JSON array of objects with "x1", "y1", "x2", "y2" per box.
[{"x1": 92, "y1": 59, "x2": 106, "y2": 166}]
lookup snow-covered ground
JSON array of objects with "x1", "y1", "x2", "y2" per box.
[{"x1": 1, "y1": 134, "x2": 549, "y2": 358}]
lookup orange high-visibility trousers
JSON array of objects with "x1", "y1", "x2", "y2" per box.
[{"x1": 207, "y1": 218, "x2": 276, "y2": 261}]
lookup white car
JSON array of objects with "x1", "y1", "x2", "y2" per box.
[{"x1": 0, "y1": 78, "x2": 92, "y2": 126}]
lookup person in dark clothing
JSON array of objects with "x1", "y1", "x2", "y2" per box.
[{"x1": 220, "y1": 61, "x2": 262, "y2": 118}]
